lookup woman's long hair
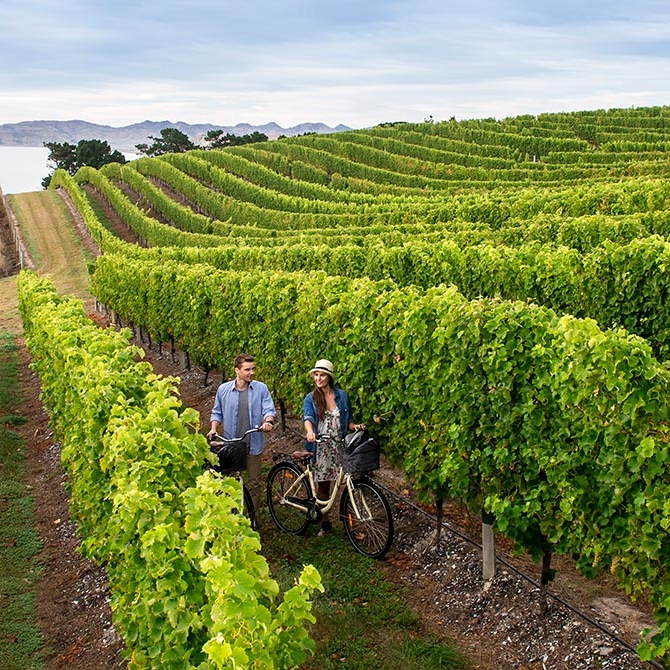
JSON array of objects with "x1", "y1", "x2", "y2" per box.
[{"x1": 312, "y1": 376, "x2": 334, "y2": 421}]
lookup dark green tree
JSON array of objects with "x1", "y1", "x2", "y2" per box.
[
  {"x1": 135, "y1": 128, "x2": 196, "y2": 156},
  {"x1": 42, "y1": 138, "x2": 127, "y2": 188},
  {"x1": 76, "y1": 139, "x2": 126, "y2": 169},
  {"x1": 202, "y1": 129, "x2": 268, "y2": 149},
  {"x1": 44, "y1": 141, "x2": 78, "y2": 175}
]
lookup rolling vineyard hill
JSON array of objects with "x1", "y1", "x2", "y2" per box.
[{"x1": 41, "y1": 104, "x2": 670, "y2": 664}]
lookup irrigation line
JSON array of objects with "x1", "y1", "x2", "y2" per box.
[{"x1": 374, "y1": 481, "x2": 663, "y2": 670}]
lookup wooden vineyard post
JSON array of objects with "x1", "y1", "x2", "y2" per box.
[{"x1": 482, "y1": 511, "x2": 496, "y2": 581}]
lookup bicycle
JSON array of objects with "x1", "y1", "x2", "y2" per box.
[
  {"x1": 207, "y1": 427, "x2": 260, "y2": 529},
  {"x1": 266, "y1": 432, "x2": 394, "y2": 559}
]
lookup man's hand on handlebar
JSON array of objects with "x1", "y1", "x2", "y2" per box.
[{"x1": 260, "y1": 418, "x2": 276, "y2": 432}]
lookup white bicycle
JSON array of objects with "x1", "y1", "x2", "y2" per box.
[{"x1": 265, "y1": 432, "x2": 394, "y2": 559}]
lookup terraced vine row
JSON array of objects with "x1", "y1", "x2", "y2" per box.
[{"x1": 40, "y1": 105, "x2": 670, "y2": 663}]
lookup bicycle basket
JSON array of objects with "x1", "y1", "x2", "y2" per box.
[
  {"x1": 213, "y1": 441, "x2": 247, "y2": 473},
  {"x1": 342, "y1": 436, "x2": 380, "y2": 473},
  {"x1": 344, "y1": 429, "x2": 369, "y2": 453}
]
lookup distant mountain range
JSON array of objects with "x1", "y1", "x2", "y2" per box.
[{"x1": 0, "y1": 120, "x2": 353, "y2": 153}]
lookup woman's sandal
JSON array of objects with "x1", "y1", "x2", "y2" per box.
[{"x1": 318, "y1": 520, "x2": 332, "y2": 537}]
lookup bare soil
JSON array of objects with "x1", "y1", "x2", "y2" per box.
[
  {"x1": 0, "y1": 193, "x2": 20, "y2": 277},
  {"x1": 1, "y1": 188, "x2": 663, "y2": 669}
]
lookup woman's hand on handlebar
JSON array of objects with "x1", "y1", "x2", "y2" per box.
[{"x1": 305, "y1": 429, "x2": 316, "y2": 443}]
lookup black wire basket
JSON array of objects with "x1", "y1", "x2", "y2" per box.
[
  {"x1": 342, "y1": 437, "x2": 380, "y2": 474},
  {"x1": 213, "y1": 441, "x2": 247, "y2": 473}
]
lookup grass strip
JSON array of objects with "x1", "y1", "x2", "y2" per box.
[
  {"x1": 82, "y1": 188, "x2": 124, "y2": 238},
  {"x1": 0, "y1": 333, "x2": 43, "y2": 670},
  {"x1": 7, "y1": 196, "x2": 41, "y2": 267},
  {"x1": 259, "y1": 508, "x2": 468, "y2": 670}
]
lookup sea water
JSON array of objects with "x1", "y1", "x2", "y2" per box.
[
  {"x1": 0, "y1": 146, "x2": 140, "y2": 196},
  {"x1": 0, "y1": 146, "x2": 50, "y2": 195}
]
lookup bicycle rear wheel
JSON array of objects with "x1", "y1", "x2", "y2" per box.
[
  {"x1": 266, "y1": 462, "x2": 311, "y2": 535},
  {"x1": 340, "y1": 478, "x2": 393, "y2": 559}
]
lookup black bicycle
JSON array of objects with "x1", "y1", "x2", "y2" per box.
[{"x1": 207, "y1": 427, "x2": 260, "y2": 529}]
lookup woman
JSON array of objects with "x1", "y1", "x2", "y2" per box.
[{"x1": 302, "y1": 359, "x2": 363, "y2": 536}]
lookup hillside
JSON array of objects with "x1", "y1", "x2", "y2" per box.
[
  {"x1": 0, "y1": 119, "x2": 353, "y2": 152},
  {"x1": 0, "y1": 185, "x2": 658, "y2": 670},
  {"x1": 9, "y1": 104, "x2": 670, "y2": 668}
]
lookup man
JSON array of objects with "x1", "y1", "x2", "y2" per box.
[{"x1": 208, "y1": 354, "x2": 277, "y2": 513}]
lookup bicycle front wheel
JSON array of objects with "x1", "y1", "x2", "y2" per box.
[
  {"x1": 340, "y1": 478, "x2": 394, "y2": 559},
  {"x1": 242, "y1": 485, "x2": 256, "y2": 530},
  {"x1": 266, "y1": 462, "x2": 311, "y2": 535}
]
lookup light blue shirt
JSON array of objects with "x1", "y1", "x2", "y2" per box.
[{"x1": 210, "y1": 380, "x2": 277, "y2": 455}]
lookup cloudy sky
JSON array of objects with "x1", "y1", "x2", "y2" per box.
[{"x1": 1, "y1": 0, "x2": 669, "y2": 130}]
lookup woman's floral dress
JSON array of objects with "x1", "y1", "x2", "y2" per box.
[{"x1": 315, "y1": 407, "x2": 343, "y2": 482}]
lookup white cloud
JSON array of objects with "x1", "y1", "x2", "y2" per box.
[{"x1": 1, "y1": 0, "x2": 670, "y2": 127}]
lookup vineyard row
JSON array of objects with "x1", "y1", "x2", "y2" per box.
[{"x1": 53, "y1": 170, "x2": 670, "y2": 361}]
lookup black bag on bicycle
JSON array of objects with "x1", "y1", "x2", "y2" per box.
[
  {"x1": 342, "y1": 429, "x2": 380, "y2": 473},
  {"x1": 214, "y1": 441, "x2": 247, "y2": 474}
]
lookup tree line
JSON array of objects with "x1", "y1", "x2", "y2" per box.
[{"x1": 42, "y1": 127, "x2": 269, "y2": 188}]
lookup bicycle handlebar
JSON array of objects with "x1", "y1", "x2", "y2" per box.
[
  {"x1": 208, "y1": 427, "x2": 261, "y2": 448},
  {"x1": 312, "y1": 429, "x2": 365, "y2": 444}
]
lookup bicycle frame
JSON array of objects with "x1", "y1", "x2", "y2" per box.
[
  {"x1": 267, "y1": 440, "x2": 394, "y2": 558},
  {"x1": 208, "y1": 428, "x2": 259, "y2": 527},
  {"x1": 207, "y1": 462, "x2": 249, "y2": 517},
  {"x1": 277, "y1": 459, "x2": 367, "y2": 520}
]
